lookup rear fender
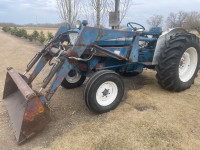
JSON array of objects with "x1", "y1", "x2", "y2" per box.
[{"x1": 152, "y1": 28, "x2": 187, "y2": 65}]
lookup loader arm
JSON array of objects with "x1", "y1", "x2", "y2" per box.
[{"x1": 3, "y1": 26, "x2": 141, "y2": 144}]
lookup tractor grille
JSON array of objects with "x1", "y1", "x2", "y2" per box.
[{"x1": 69, "y1": 32, "x2": 79, "y2": 45}]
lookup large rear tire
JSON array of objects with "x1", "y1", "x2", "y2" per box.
[{"x1": 156, "y1": 33, "x2": 200, "y2": 92}]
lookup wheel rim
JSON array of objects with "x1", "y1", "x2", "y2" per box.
[
  {"x1": 96, "y1": 81, "x2": 118, "y2": 106},
  {"x1": 66, "y1": 70, "x2": 82, "y2": 83},
  {"x1": 179, "y1": 47, "x2": 198, "y2": 82}
]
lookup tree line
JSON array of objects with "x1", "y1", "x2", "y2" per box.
[
  {"x1": 57, "y1": 1, "x2": 200, "y2": 34},
  {"x1": 1, "y1": 1, "x2": 132, "y2": 29},
  {"x1": 0, "y1": 22, "x2": 65, "y2": 28},
  {"x1": 2, "y1": 27, "x2": 54, "y2": 44},
  {"x1": 146, "y1": 11, "x2": 200, "y2": 34}
]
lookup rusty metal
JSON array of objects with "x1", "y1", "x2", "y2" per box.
[
  {"x1": 25, "y1": 52, "x2": 43, "y2": 74},
  {"x1": 92, "y1": 44, "x2": 128, "y2": 61},
  {"x1": 2, "y1": 22, "x2": 166, "y2": 145},
  {"x1": 3, "y1": 68, "x2": 35, "y2": 99},
  {"x1": 19, "y1": 96, "x2": 51, "y2": 144},
  {"x1": 3, "y1": 68, "x2": 51, "y2": 144},
  {"x1": 42, "y1": 60, "x2": 64, "y2": 89}
]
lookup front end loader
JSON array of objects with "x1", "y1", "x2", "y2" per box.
[{"x1": 3, "y1": 21, "x2": 200, "y2": 144}]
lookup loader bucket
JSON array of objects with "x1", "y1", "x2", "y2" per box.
[{"x1": 3, "y1": 68, "x2": 51, "y2": 144}]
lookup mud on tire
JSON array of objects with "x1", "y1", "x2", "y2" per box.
[{"x1": 156, "y1": 33, "x2": 200, "y2": 92}]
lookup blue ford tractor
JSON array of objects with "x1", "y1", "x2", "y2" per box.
[{"x1": 3, "y1": 20, "x2": 200, "y2": 144}]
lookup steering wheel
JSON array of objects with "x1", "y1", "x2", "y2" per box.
[{"x1": 127, "y1": 22, "x2": 145, "y2": 32}]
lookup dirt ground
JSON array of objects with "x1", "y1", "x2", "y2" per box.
[{"x1": 0, "y1": 30, "x2": 200, "y2": 150}]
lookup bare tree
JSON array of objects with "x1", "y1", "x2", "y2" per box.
[
  {"x1": 146, "y1": 15, "x2": 164, "y2": 28},
  {"x1": 81, "y1": 0, "x2": 131, "y2": 27},
  {"x1": 185, "y1": 11, "x2": 200, "y2": 34},
  {"x1": 89, "y1": 0, "x2": 108, "y2": 27},
  {"x1": 166, "y1": 11, "x2": 188, "y2": 28},
  {"x1": 79, "y1": 1, "x2": 95, "y2": 26},
  {"x1": 56, "y1": 0, "x2": 80, "y2": 26}
]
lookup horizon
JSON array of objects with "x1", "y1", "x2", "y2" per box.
[{"x1": 1, "y1": 0, "x2": 200, "y2": 28}]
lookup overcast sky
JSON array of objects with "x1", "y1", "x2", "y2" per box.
[{"x1": 0, "y1": 0, "x2": 200, "y2": 28}]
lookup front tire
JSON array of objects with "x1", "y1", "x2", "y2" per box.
[
  {"x1": 84, "y1": 70, "x2": 124, "y2": 114},
  {"x1": 61, "y1": 70, "x2": 86, "y2": 89},
  {"x1": 156, "y1": 33, "x2": 200, "y2": 91}
]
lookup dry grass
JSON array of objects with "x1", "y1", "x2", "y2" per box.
[
  {"x1": 33, "y1": 71, "x2": 200, "y2": 150},
  {"x1": 0, "y1": 28, "x2": 200, "y2": 150}
]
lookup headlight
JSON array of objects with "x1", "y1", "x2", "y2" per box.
[{"x1": 76, "y1": 20, "x2": 82, "y2": 29}]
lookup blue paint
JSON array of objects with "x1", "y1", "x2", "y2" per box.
[
  {"x1": 129, "y1": 33, "x2": 140, "y2": 62},
  {"x1": 27, "y1": 23, "x2": 163, "y2": 102},
  {"x1": 139, "y1": 37, "x2": 157, "y2": 42},
  {"x1": 72, "y1": 27, "x2": 137, "y2": 57},
  {"x1": 28, "y1": 54, "x2": 50, "y2": 84},
  {"x1": 142, "y1": 27, "x2": 162, "y2": 36},
  {"x1": 40, "y1": 96, "x2": 47, "y2": 104},
  {"x1": 28, "y1": 102, "x2": 35, "y2": 111},
  {"x1": 54, "y1": 26, "x2": 68, "y2": 39},
  {"x1": 46, "y1": 60, "x2": 73, "y2": 100},
  {"x1": 89, "y1": 57, "x2": 101, "y2": 69},
  {"x1": 139, "y1": 48, "x2": 155, "y2": 62}
]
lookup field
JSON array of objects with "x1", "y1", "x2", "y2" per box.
[
  {"x1": 19, "y1": 27, "x2": 58, "y2": 36},
  {"x1": 0, "y1": 29, "x2": 200, "y2": 150}
]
